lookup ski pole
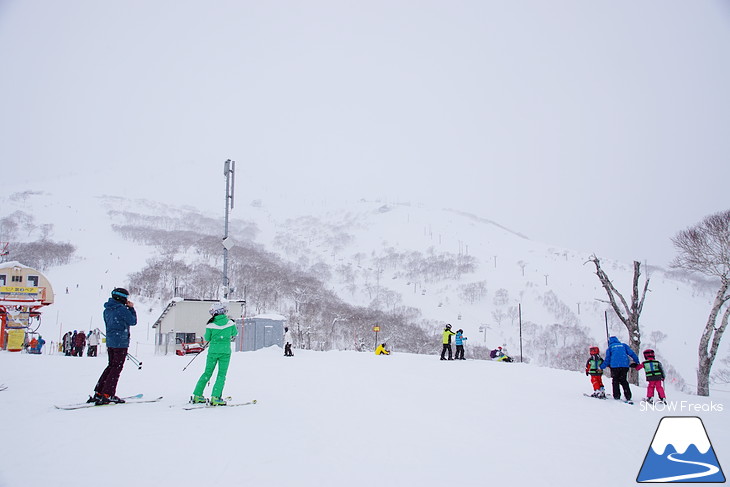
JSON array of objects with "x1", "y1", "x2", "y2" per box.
[
  {"x1": 99, "y1": 331, "x2": 142, "y2": 370},
  {"x1": 183, "y1": 342, "x2": 209, "y2": 371},
  {"x1": 126, "y1": 353, "x2": 142, "y2": 370}
]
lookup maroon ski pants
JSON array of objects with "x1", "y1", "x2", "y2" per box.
[{"x1": 95, "y1": 347, "x2": 127, "y2": 396}]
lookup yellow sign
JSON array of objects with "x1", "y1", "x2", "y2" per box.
[
  {"x1": 6, "y1": 329, "x2": 25, "y2": 351},
  {"x1": 373, "y1": 326, "x2": 380, "y2": 332},
  {"x1": 0, "y1": 286, "x2": 39, "y2": 294}
]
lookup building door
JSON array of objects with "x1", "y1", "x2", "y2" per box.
[{"x1": 263, "y1": 325, "x2": 274, "y2": 347}]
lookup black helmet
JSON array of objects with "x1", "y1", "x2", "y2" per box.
[
  {"x1": 111, "y1": 287, "x2": 129, "y2": 303},
  {"x1": 445, "y1": 324, "x2": 452, "y2": 329}
]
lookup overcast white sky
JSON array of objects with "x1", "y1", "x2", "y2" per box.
[{"x1": 1, "y1": 0, "x2": 729, "y2": 266}]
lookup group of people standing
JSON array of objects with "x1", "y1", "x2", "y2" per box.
[
  {"x1": 62, "y1": 328, "x2": 101, "y2": 357},
  {"x1": 585, "y1": 335, "x2": 667, "y2": 404},
  {"x1": 83, "y1": 288, "x2": 669, "y2": 409},
  {"x1": 441, "y1": 324, "x2": 468, "y2": 360}
]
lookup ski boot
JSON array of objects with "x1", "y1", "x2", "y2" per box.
[
  {"x1": 597, "y1": 388, "x2": 606, "y2": 399},
  {"x1": 210, "y1": 396, "x2": 227, "y2": 406},
  {"x1": 190, "y1": 395, "x2": 207, "y2": 404},
  {"x1": 87, "y1": 392, "x2": 103, "y2": 404},
  {"x1": 644, "y1": 397, "x2": 653, "y2": 404},
  {"x1": 105, "y1": 394, "x2": 125, "y2": 404}
]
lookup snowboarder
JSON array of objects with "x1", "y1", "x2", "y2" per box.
[
  {"x1": 283, "y1": 326, "x2": 294, "y2": 357},
  {"x1": 375, "y1": 343, "x2": 390, "y2": 355},
  {"x1": 191, "y1": 302, "x2": 238, "y2": 406},
  {"x1": 599, "y1": 336, "x2": 639, "y2": 402},
  {"x1": 88, "y1": 288, "x2": 137, "y2": 405},
  {"x1": 440, "y1": 324, "x2": 456, "y2": 360},
  {"x1": 634, "y1": 349, "x2": 667, "y2": 404},
  {"x1": 491, "y1": 346, "x2": 513, "y2": 362},
  {"x1": 585, "y1": 346, "x2": 606, "y2": 398},
  {"x1": 454, "y1": 329, "x2": 467, "y2": 360}
]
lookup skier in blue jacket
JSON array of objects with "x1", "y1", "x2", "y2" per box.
[
  {"x1": 454, "y1": 329, "x2": 467, "y2": 360},
  {"x1": 88, "y1": 288, "x2": 137, "y2": 405},
  {"x1": 600, "y1": 336, "x2": 640, "y2": 402}
]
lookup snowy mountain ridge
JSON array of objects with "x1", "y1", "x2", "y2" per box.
[{"x1": 0, "y1": 187, "x2": 725, "y2": 389}]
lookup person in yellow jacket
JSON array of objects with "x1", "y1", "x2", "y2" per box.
[
  {"x1": 440, "y1": 324, "x2": 456, "y2": 360},
  {"x1": 375, "y1": 343, "x2": 390, "y2": 355}
]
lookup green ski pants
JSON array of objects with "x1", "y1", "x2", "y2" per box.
[{"x1": 193, "y1": 352, "x2": 231, "y2": 398}]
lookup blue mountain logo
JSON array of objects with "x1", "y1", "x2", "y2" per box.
[{"x1": 637, "y1": 416, "x2": 725, "y2": 483}]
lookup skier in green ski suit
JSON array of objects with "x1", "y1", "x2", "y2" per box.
[{"x1": 191, "y1": 302, "x2": 238, "y2": 406}]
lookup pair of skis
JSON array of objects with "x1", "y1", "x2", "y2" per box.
[
  {"x1": 583, "y1": 393, "x2": 633, "y2": 405},
  {"x1": 55, "y1": 394, "x2": 257, "y2": 410},
  {"x1": 181, "y1": 397, "x2": 257, "y2": 410},
  {"x1": 54, "y1": 394, "x2": 163, "y2": 410}
]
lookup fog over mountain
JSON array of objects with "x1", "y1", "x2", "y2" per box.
[{"x1": 2, "y1": 0, "x2": 730, "y2": 268}]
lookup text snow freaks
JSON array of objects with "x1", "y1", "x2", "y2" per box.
[{"x1": 640, "y1": 401, "x2": 724, "y2": 413}]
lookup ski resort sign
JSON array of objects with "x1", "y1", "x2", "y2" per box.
[{"x1": 0, "y1": 286, "x2": 41, "y2": 301}]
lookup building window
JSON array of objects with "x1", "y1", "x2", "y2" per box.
[
  {"x1": 0, "y1": 275, "x2": 5, "y2": 286},
  {"x1": 11, "y1": 275, "x2": 22, "y2": 283},
  {"x1": 28, "y1": 276, "x2": 39, "y2": 287}
]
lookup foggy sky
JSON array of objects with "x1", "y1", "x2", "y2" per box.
[{"x1": 2, "y1": 0, "x2": 729, "y2": 266}]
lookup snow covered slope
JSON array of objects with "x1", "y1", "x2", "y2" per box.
[{"x1": 0, "y1": 347, "x2": 728, "y2": 487}]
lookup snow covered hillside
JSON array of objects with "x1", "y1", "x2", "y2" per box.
[
  {"x1": 1, "y1": 347, "x2": 728, "y2": 487},
  {"x1": 1, "y1": 188, "x2": 725, "y2": 392}
]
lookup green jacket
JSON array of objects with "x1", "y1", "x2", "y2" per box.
[
  {"x1": 204, "y1": 314, "x2": 238, "y2": 354},
  {"x1": 442, "y1": 329, "x2": 456, "y2": 345}
]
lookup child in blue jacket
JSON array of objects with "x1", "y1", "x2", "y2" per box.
[{"x1": 454, "y1": 329, "x2": 467, "y2": 360}]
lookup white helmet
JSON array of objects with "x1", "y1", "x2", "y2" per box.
[{"x1": 209, "y1": 302, "x2": 228, "y2": 316}]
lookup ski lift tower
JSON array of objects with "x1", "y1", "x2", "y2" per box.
[{"x1": 222, "y1": 159, "x2": 235, "y2": 299}]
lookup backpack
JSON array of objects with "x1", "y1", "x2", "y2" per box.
[{"x1": 490, "y1": 349, "x2": 498, "y2": 359}]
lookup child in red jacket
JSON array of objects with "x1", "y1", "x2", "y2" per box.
[
  {"x1": 634, "y1": 349, "x2": 666, "y2": 404},
  {"x1": 585, "y1": 346, "x2": 606, "y2": 398}
]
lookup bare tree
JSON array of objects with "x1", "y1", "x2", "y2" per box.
[
  {"x1": 648, "y1": 330, "x2": 668, "y2": 349},
  {"x1": 588, "y1": 255, "x2": 650, "y2": 385},
  {"x1": 671, "y1": 209, "x2": 730, "y2": 396}
]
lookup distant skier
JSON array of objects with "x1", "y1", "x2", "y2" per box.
[
  {"x1": 191, "y1": 302, "x2": 238, "y2": 406},
  {"x1": 70, "y1": 331, "x2": 78, "y2": 356},
  {"x1": 88, "y1": 288, "x2": 137, "y2": 405},
  {"x1": 454, "y1": 329, "x2": 467, "y2": 360},
  {"x1": 87, "y1": 329, "x2": 101, "y2": 357},
  {"x1": 440, "y1": 324, "x2": 456, "y2": 360},
  {"x1": 634, "y1": 349, "x2": 666, "y2": 404},
  {"x1": 74, "y1": 330, "x2": 86, "y2": 357},
  {"x1": 599, "y1": 336, "x2": 639, "y2": 402},
  {"x1": 585, "y1": 346, "x2": 606, "y2": 398},
  {"x1": 63, "y1": 332, "x2": 73, "y2": 356},
  {"x1": 375, "y1": 343, "x2": 390, "y2": 355},
  {"x1": 283, "y1": 326, "x2": 294, "y2": 357}
]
